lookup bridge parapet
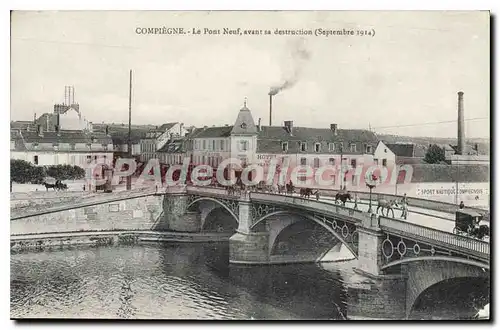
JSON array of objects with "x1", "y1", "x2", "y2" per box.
[
  {"x1": 250, "y1": 192, "x2": 370, "y2": 225},
  {"x1": 379, "y1": 216, "x2": 489, "y2": 263}
]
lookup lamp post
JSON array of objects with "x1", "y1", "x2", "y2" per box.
[
  {"x1": 366, "y1": 173, "x2": 378, "y2": 213},
  {"x1": 340, "y1": 145, "x2": 345, "y2": 190}
]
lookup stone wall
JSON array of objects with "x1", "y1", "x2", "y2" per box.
[
  {"x1": 11, "y1": 195, "x2": 164, "y2": 235},
  {"x1": 160, "y1": 194, "x2": 201, "y2": 232}
]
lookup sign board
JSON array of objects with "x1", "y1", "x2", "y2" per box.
[{"x1": 416, "y1": 182, "x2": 489, "y2": 197}]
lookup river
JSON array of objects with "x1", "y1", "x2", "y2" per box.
[{"x1": 10, "y1": 243, "x2": 489, "y2": 320}]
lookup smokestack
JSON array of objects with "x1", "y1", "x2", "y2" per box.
[
  {"x1": 269, "y1": 94, "x2": 273, "y2": 126},
  {"x1": 284, "y1": 120, "x2": 293, "y2": 135},
  {"x1": 457, "y1": 91, "x2": 465, "y2": 155},
  {"x1": 330, "y1": 124, "x2": 338, "y2": 135},
  {"x1": 105, "y1": 125, "x2": 109, "y2": 136},
  {"x1": 258, "y1": 118, "x2": 261, "y2": 131}
]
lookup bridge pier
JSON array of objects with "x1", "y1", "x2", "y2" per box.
[
  {"x1": 161, "y1": 193, "x2": 201, "y2": 232},
  {"x1": 229, "y1": 193, "x2": 270, "y2": 264}
]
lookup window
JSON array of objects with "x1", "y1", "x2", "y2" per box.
[
  {"x1": 314, "y1": 158, "x2": 320, "y2": 168},
  {"x1": 374, "y1": 158, "x2": 379, "y2": 165},
  {"x1": 240, "y1": 141, "x2": 248, "y2": 151},
  {"x1": 202, "y1": 140, "x2": 206, "y2": 150},
  {"x1": 314, "y1": 143, "x2": 321, "y2": 152},
  {"x1": 70, "y1": 143, "x2": 76, "y2": 151},
  {"x1": 329, "y1": 143, "x2": 335, "y2": 151},
  {"x1": 87, "y1": 143, "x2": 92, "y2": 150},
  {"x1": 329, "y1": 157, "x2": 335, "y2": 165},
  {"x1": 33, "y1": 155, "x2": 39, "y2": 165},
  {"x1": 350, "y1": 143, "x2": 357, "y2": 153},
  {"x1": 351, "y1": 159, "x2": 357, "y2": 169},
  {"x1": 32, "y1": 142, "x2": 39, "y2": 149},
  {"x1": 102, "y1": 144, "x2": 108, "y2": 151},
  {"x1": 339, "y1": 142, "x2": 344, "y2": 151},
  {"x1": 212, "y1": 140, "x2": 216, "y2": 150},
  {"x1": 382, "y1": 159, "x2": 387, "y2": 167},
  {"x1": 282, "y1": 142, "x2": 288, "y2": 152},
  {"x1": 86, "y1": 155, "x2": 92, "y2": 163},
  {"x1": 53, "y1": 144, "x2": 59, "y2": 151},
  {"x1": 300, "y1": 158, "x2": 307, "y2": 166},
  {"x1": 301, "y1": 142, "x2": 307, "y2": 152},
  {"x1": 366, "y1": 145, "x2": 373, "y2": 154},
  {"x1": 220, "y1": 140, "x2": 225, "y2": 151}
]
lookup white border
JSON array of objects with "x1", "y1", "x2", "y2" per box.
[{"x1": 3, "y1": 1, "x2": 498, "y2": 329}]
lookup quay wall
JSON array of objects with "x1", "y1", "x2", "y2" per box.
[{"x1": 11, "y1": 195, "x2": 164, "y2": 236}]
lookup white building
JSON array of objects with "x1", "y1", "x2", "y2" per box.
[{"x1": 10, "y1": 128, "x2": 113, "y2": 168}]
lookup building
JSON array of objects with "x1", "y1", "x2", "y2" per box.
[
  {"x1": 10, "y1": 127, "x2": 113, "y2": 167},
  {"x1": 139, "y1": 123, "x2": 186, "y2": 163},
  {"x1": 384, "y1": 142, "x2": 426, "y2": 165},
  {"x1": 177, "y1": 101, "x2": 380, "y2": 185}
]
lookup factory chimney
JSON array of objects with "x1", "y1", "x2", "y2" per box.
[
  {"x1": 258, "y1": 118, "x2": 261, "y2": 131},
  {"x1": 268, "y1": 93, "x2": 273, "y2": 126},
  {"x1": 457, "y1": 91, "x2": 465, "y2": 155}
]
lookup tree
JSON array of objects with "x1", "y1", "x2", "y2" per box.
[
  {"x1": 424, "y1": 144, "x2": 446, "y2": 164},
  {"x1": 45, "y1": 164, "x2": 86, "y2": 180},
  {"x1": 10, "y1": 159, "x2": 46, "y2": 184}
]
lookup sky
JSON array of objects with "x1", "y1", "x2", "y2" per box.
[{"x1": 10, "y1": 11, "x2": 490, "y2": 138}]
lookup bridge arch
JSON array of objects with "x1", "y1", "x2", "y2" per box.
[
  {"x1": 187, "y1": 197, "x2": 239, "y2": 232},
  {"x1": 251, "y1": 210, "x2": 358, "y2": 259},
  {"x1": 403, "y1": 259, "x2": 489, "y2": 319}
]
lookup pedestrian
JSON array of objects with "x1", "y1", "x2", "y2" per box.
[
  {"x1": 83, "y1": 185, "x2": 86, "y2": 191},
  {"x1": 353, "y1": 193, "x2": 359, "y2": 210},
  {"x1": 315, "y1": 190, "x2": 320, "y2": 201}
]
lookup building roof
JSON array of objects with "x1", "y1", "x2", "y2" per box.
[
  {"x1": 157, "y1": 122, "x2": 178, "y2": 131},
  {"x1": 18, "y1": 130, "x2": 113, "y2": 145},
  {"x1": 230, "y1": 106, "x2": 257, "y2": 135},
  {"x1": 192, "y1": 126, "x2": 234, "y2": 138},
  {"x1": 157, "y1": 138, "x2": 185, "y2": 153},
  {"x1": 257, "y1": 126, "x2": 378, "y2": 143},
  {"x1": 385, "y1": 143, "x2": 415, "y2": 157}
]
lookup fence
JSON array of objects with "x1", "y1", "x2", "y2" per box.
[{"x1": 379, "y1": 216, "x2": 489, "y2": 261}]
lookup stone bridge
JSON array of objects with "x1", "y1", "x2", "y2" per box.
[{"x1": 11, "y1": 185, "x2": 490, "y2": 319}]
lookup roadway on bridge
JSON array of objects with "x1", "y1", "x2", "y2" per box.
[{"x1": 294, "y1": 194, "x2": 457, "y2": 233}]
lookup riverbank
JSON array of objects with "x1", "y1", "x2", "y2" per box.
[{"x1": 10, "y1": 230, "x2": 232, "y2": 252}]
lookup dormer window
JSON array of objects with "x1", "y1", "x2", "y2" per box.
[
  {"x1": 350, "y1": 143, "x2": 357, "y2": 153},
  {"x1": 87, "y1": 143, "x2": 92, "y2": 149},
  {"x1": 329, "y1": 143, "x2": 335, "y2": 152},
  {"x1": 282, "y1": 142, "x2": 288, "y2": 152},
  {"x1": 366, "y1": 145, "x2": 373, "y2": 154},
  {"x1": 314, "y1": 143, "x2": 321, "y2": 153},
  {"x1": 301, "y1": 142, "x2": 307, "y2": 152}
]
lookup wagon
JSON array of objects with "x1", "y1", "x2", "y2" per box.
[{"x1": 453, "y1": 210, "x2": 483, "y2": 235}]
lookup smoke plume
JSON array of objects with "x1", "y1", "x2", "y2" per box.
[{"x1": 269, "y1": 39, "x2": 311, "y2": 96}]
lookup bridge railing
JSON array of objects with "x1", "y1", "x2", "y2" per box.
[
  {"x1": 11, "y1": 187, "x2": 159, "y2": 220},
  {"x1": 250, "y1": 192, "x2": 367, "y2": 223},
  {"x1": 379, "y1": 216, "x2": 489, "y2": 261},
  {"x1": 318, "y1": 188, "x2": 487, "y2": 215}
]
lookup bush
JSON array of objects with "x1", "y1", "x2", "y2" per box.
[{"x1": 424, "y1": 144, "x2": 446, "y2": 164}]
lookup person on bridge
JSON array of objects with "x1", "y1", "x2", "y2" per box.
[
  {"x1": 459, "y1": 201, "x2": 465, "y2": 209},
  {"x1": 315, "y1": 190, "x2": 320, "y2": 201}
]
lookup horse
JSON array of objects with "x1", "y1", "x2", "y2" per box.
[
  {"x1": 43, "y1": 182, "x2": 58, "y2": 191},
  {"x1": 469, "y1": 225, "x2": 490, "y2": 240},
  {"x1": 299, "y1": 188, "x2": 313, "y2": 199},
  {"x1": 335, "y1": 192, "x2": 352, "y2": 206},
  {"x1": 285, "y1": 183, "x2": 294, "y2": 195},
  {"x1": 277, "y1": 184, "x2": 285, "y2": 194},
  {"x1": 376, "y1": 199, "x2": 399, "y2": 218}
]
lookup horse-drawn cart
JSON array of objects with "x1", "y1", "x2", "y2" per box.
[{"x1": 453, "y1": 209, "x2": 489, "y2": 240}]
